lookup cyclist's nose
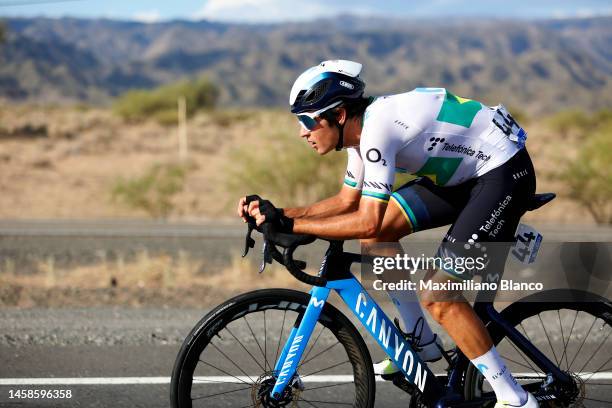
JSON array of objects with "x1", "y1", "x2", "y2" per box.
[{"x1": 299, "y1": 126, "x2": 310, "y2": 138}]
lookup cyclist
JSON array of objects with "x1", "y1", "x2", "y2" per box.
[{"x1": 237, "y1": 60, "x2": 538, "y2": 408}]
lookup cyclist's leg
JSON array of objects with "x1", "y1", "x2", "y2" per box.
[
  {"x1": 360, "y1": 195, "x2": 437, "y2": 361},
  {"x1": 363, "y1": 177, "x2": 468, "y2": 364},
  {"x1": 420, "y1": 148, "x2": 536, "y2": 406}
]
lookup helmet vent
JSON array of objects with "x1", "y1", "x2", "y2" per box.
[{"x1": 303, "y1": 80, "x2": 331, "y2": 106}]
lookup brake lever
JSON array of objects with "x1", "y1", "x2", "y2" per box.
[
  {"x1": 259, "y1": 241, "x2": 267, "y2": 273},
  {"x1": 242, "y1": 222, "x2": 256, "y2": 257}
]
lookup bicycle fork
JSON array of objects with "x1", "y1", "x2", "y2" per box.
[{"x1": 270, "y1": 285, "x2": 331, "y2": 399}]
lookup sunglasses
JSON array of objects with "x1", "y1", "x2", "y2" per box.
[{"x1": 296, "y1": 101, "x2": 342, "y2": 131}]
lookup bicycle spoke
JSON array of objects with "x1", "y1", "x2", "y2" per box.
[
  {"x1": 264, "y1": 310, "x2": 268, "y2": 372},
  {"x1": 578, "y1": 325, "x2": 611, "y2": 374},
  {"x1": 517, "y1": 322, "x2": 538, "y2": 362},
  {"x1": 501, "y1": 354, "x2": 541, "y2": 372},
  {"x1": 583, "y1": 355, "x2": 612, "y2": 384},
  {"x1": 209, "y1": 342, "x2": 256, "y2": 383},
  {"x1": 301, "y1": 360, "x2": 350, "y2": 378},
  {"x1": 300, "y1": 341, "x2": 341, "y2": 368},
  {"x1": 193, "y1": 378, "x2": 248, "y2": 384},
  {"x1": 244, "y1": 314, "x2": 271, "y2": 372},
  {"x1": 504, "y1": 336, "x2": 540, "y2": 374},
  {"x1": 299, "y1": 397, "x2": 353, "y2": 406},
  {"x1": 192, "y1": 385, "x2": 253, "y2": 401},
  {"x1": 302, "y1": 324, "x2": 325, "y2": 364},
  {"x1": 274, "y1": 309, "x2": 288, "y2": 369},
  {"x1": 198, "y1": 359, "x2": 253, "y2": 386},
  {"x1": 300, "y1": 399, "x2": 321, "y2": 408},
  {"x1": 538, "y1": 313, "x2": 559, "y2": 366},
  {"x1": 560, "y1": 309, "x2": 579, "y2": 371},
  {"x1": 557, "y1": 310, "x2": 568, "y2": 372},
  {"x1": 225, "y1": 326, "x2": 266, "y2": 373},
  {"x1": 303, "y1": 382, "x2": 354, "y2": 392},
  {"x1": 582, "y1": 396, "x2": 612, "y2": 404},
  {"x1": 518, "y1": 322, "x2": 532, "y2": 343},
  {"x1": 568, "y1": 314, "x2": 598, "y2": 371}
]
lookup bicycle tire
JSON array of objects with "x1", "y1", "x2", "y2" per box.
[
  {"x1": 464, "y1": 289, "x2": 612, "y2": 407},
  {"x1": 170, "y1": 288, "x2": 376, "y2": 408}
]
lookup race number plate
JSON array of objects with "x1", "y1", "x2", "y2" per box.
[
  {"x1": 492, "y1": 105, "x2": 527, "y2": 149},
  {"x1": 511, "y1": 223, "x2": 543, "y2": 264}
]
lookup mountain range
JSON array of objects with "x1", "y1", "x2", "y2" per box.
[{"x1": 1, "y1": 16, "x2": 611, "y2": 113}]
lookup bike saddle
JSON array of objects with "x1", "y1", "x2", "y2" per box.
[{"x1": 526, "y1": 192, "x2": 556, "y2": 211}]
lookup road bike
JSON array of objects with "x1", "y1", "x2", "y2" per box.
[{"x1": 170, "y1": 193, "x2": 612, "y2": 407}]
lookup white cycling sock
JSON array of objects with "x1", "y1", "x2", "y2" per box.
[
  {"x1": 471, "y1": 346, "x2": 527, "y2": 406},
  {"x1": 387, "y1": 289, "x2": 440, "y2": 360}
]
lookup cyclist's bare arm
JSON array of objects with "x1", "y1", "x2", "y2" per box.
[
  {"x1": 283, "y1": 185, "x2": 360, "y2": 219},
  {"x1": 292, "y1": 198, "x2": 386, "y2": 240}
]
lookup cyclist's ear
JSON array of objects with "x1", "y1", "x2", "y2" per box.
[{"x1": 335, "y1": 107, "x2": 347, "y2": 126}]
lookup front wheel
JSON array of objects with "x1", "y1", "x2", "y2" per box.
[
  {"x1": 170, "y1": 288, "x2": 376, "y2": 408},
  {"x1": 464, "y1": 289, "x2": 612, "y2": 407}
]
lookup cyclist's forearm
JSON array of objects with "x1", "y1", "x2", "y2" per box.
[
  {"x1": 283, "y1": 189, "x2": 358, "y2": 219},
  {"x1": 283, "y1": 197, "x2": 350, "y2": 218},
  {"x1": 292, "y1": 199, "x2": 385, "y2": 240}
]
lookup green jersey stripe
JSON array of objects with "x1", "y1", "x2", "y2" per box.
[
  {"x1": 344, "y1": 178, "x2": 358, "y2": 188},
  {"x1": 362, "y1": 190, "x2": 390, "y2": 201}
]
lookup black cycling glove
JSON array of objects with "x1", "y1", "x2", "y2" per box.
[
  {"x1": 258, "y1": 199, "x2": 294, "y2": 233},
  {"x1": 245, "y1": 195, "x2": 293, "y2": 233}
]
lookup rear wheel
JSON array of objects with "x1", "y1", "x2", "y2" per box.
[
  {"x1": 170, "y1": 288, "x2": 376, "y2": 408},
  {"x1": 464, "y1": 290, "x2": 612, "y2": 407}
]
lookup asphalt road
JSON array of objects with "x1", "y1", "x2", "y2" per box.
[
  {"x1": 1, "y1": 219, "x2": 611, "y2": 240},
  {"x1": 1, "y1": 306, "x2": 610, "y2": 408},
  {"x1": 0, "y1": 308, "x2": 414, "y2": 407},
  {"x1": 0, "y1": 222, "x2": 611, "y2": 407}
]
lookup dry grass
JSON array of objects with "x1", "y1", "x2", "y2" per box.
[
  {"x1": 0, "y1": 102, "x2": 602, "y2": 223},
  {"x1": 0, "y1": 250, "x2": 309, "y2": 307},
  {"x1": 0, "y1": 251, "x2": 307, "y2": 290}
]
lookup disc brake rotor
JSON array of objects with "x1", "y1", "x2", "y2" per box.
[{"x1": 251, "y1": 372, "x2": 301, "y2": 408}]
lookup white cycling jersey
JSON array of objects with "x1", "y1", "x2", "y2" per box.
[{"x1": 344, "y1": 88, "x2": 526, "y2": 202}]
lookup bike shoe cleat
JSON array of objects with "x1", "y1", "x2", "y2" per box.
[{"x1": 494, "y1": 392, "x2": 539, "y2": 408}]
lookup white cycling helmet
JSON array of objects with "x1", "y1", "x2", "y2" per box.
[{"x1": 289, "y1": 60, "x2": 365, "y2": 114}]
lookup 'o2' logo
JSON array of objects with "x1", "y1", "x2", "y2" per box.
[{"x1": 366, "y1": 148, "x2": 387, "y2": 166}]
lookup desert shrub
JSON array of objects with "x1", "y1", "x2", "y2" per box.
[
  {"x1": 226, "y1": 131, "x2": 346, "y2": 206},
  {"x1": 208, "y1": 109, "x2": 256, "y2": 127},
  {"x1": 152, "y1": 108, "x2": 180, "y2": 126},
  {"x1": 112, "y1": 77, "x2": 218, "y2": 124},
  {"x1": 592, "y1": 109, "x2": 612, "y2": 128},
  {"x1": 559, "y1": 126, "x2": 612, "y2": 224},
  {"x1": 546, "y1": 109, "x2": 592, "y2": 138},
  {"x1": 111, "y1": 162, "x2": 189, "y2": 218}
]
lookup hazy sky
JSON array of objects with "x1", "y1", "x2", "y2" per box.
[{"x1": 0, "y1": 0, "x2": 610, "y2": 23}]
